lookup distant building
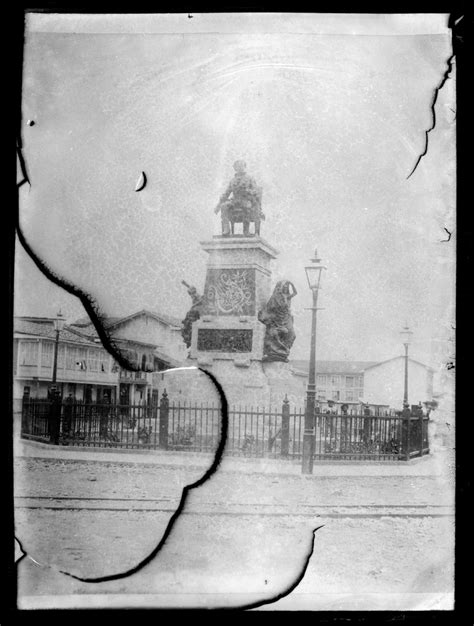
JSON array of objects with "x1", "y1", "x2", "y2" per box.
[
  {"x1": 70, "y1": 310, "x2": 187, "y2": 404},
  {"x1": 291, "y1": 360, "x2": 377, "y2": 406},
  {"x1": 14, "y1": 310, "x2": 187, "y2": 410},
  {"x1": 291, "y1": 357, "x2": 435, "y2": 411},
  {"x1": 363, "y1": 356, "x2": 434, "y2": 409},
  {"x1": 14, "y1": 317, "x2": 118, "y2": 408},
  {"x1": 71, "y1": 309, "x2": 187, "y2": 366}
]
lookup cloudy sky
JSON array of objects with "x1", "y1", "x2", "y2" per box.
[{"x1": 16, "y1": 13, "x2": 455, "y2": 370}]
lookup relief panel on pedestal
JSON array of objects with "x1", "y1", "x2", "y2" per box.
[
  {"x1": 197, "y1": 328, "x2": 253, "y2": 353},
  {"x1": 202, "y1": 268, "x2": 256, "y2": 316}
]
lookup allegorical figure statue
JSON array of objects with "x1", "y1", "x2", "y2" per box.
[
  {"x1": 214, "y1": 160, "x2": 264, "y2": 236},
  {"x1": 181, "y1": 280, "x2": 204, "y2": 348},
  {"x1": 258, "y1": 280, "x2": 297, "y2": 362}
]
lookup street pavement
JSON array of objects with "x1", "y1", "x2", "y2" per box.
[
  {"x1": 14, "y1": 438, "x2": 455, "y2": 611},
  {"x1": 14, "y1": 436, "x2": 454, "y2": 476}
]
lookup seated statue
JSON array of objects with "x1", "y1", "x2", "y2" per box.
[
  {"x1": 214, "y1": 160, "x2": 265, "y2": 236},
  {"x1": 181, "y1": 280, "x2": 204, "y2": 348},
  {"x1": 258, "y1": 280, "x2": 297, "y2": 362}
]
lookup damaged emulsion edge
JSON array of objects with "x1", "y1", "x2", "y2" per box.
[{"x1": 406, "y1": 13, "x2": 460, "y2": 179}]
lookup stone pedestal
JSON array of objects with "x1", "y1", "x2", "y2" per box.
[
  {"x1": 188, "y1": 235, "x2": 279, "y2": 407},
  {"x1": 263, "y1": 361, "x2": 307, "y2": 407},
  {"x1": 199, "y1": 235, "x2": 278, "y2": 316}
]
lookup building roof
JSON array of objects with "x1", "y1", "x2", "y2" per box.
[
  {"x1": 363, "y1": 356, "x2": 435, "y2": 373},
  {"x1": 14, "y1": 318, "x2": 99, "y2": 346},
  {"x1": 71, "y1": 309, "x2": 182, "y2": 331},
  {"x1": 290, "y1": 360, "x2": 379, "y2": 375},
  {"x1": 71, "y1": 316, "x2": 122, "y2": 329}
]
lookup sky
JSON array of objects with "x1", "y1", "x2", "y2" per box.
[{"x1": 16, "y1": 13, "x2": 455, "y2": 372}]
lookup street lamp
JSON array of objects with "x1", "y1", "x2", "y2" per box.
[
  {"x1": 51, "y1": 310, "x2": 66, "y2": 395},
  {"x1": 302, "y1": 249, "x2": 326, "y2": 474},
  {"x1": 400, "y1": 324, "x2": 413, "y2": 409}
]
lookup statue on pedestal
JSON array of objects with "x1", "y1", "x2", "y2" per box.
[
  {"x1": 181, "y1": 280, "x2": 204, "y2": 348},
  {"x1": 258, "y1": 280, "x2": 297, "y2": 362},
  {"x1": 214, "y1": 160, "x2": 265, "y2": 236}
]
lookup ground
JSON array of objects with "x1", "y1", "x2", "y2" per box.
[{"x1": 14, "y1": 450, "x2": 454, "y2": 610}]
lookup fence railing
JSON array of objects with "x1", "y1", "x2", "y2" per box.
[{"x1": 20, "y1": 391, "x2": 430, "y2": 461}]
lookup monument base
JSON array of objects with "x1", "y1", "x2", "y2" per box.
[
  {"x1": 173, "y1": 230, "x2": 304, "y2": 409},
  {"x1": 159, "y1": 359, "x2": 307, "y2": 409},
  {"x1": 263, "y1": 361, "x2": 307, "y2": 407},
  {"x1": 159, "y1": 358, "x2": 271, "y2": 407}
]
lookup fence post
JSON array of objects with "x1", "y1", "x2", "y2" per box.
[
  {"x1": 418, "y1": 404, "x2": 424, "y2": 456},
  {"x1": 63, "y1": 395, "x2": 74, "y2": 445},
  {"x1": 49, "y1": 389, "x2": 62, "y2": 445},
  {"x1": 159, "y1": 389, "x2": 169, "y2": 450},
  {"x1": 281, "y1": 395, "x2": 290, "y2": 457},
  {"x1": 403, "y1": 406, "x2": 411, "y2": 461},
  {"x1": 21, "y1": 387, "x2": 30, "y2": 437}
]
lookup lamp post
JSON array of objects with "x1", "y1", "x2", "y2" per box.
[
  {"x1": 302, "y1": 249, "x2": 326, "y2": 475},
  {"x1": 51, "y1": 310, "x2": 66, "y2": 395},
  {"x1": 400, "y1": 324, "x2": 413, "y2": 409}
]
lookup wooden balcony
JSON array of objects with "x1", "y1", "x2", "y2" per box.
[{"x1": 16, "y1": 363, "x2": 118, "y2": 385}]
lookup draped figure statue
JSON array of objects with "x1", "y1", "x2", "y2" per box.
[
  {"x1": 258, "y1": 280, "x2": 297, "y2": 362},
  {"x1": 181, "y1": 280, "x2": 204, "y2": 348}
]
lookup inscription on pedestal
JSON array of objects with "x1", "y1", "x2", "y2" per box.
[
  {"x1": 197, "y1": 328, "x2": 253, "y2": 352},
  {"x1": 203, "y1": 269, "x2": 255, "y2": 316}
]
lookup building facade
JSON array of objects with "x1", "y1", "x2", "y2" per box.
[
  {"x1": 70, "y1": 309, "x2": 187, "y2": 366},
  {"x1": 14, "y1": 317, "x2": 118, "y2": 409},
  {"x1": 14, "y1": 310, "x2": 188, "y2": 411},
  {"x1": 70, "y1": 309, "x2": 187, "y2": 405},
  {"x1": 290, "y1": 360, "x2": 378, "y2": 407},
  {"x1": 363, "y1": 356, "x2": 434, "y2": 409},
  {"x1": 291, "y1": 357, "x2": 434, "y2": 411}
]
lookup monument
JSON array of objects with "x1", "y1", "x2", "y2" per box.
[
  {"x1": 214, "y1": 160, "x2": 265, "y2": 236},
  {"x1": 172, "y1": 161, "x2": 305, "y2": 407}
]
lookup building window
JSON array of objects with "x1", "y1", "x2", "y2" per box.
[
  {"x1": 66, "y1": 346, "x2": 77, "y2": 369},
  {"x1": 41, "y1": 341, "x2": 54, "y2": 367},
  {"x1": 317, "y1": 375, "x2": 326, "y2": 385},
  {"x1": 332, "y1": 390, "x2": 340, "y2": 401},
  {"x1": 345, "y1": 376, "x2": 355, "y2": 387},
  {"x1": 99, "y1": 351, "x2": 109, "y2": 373},
  {"x1": 345, "y1": 390, "x2": 355, "y2": 402},
  {"x1": 20, "y1": 341, "x2": 39, "y2": 365},
  {"x1": 76, "y1": 348, "x2": 87, "y2": 370},
  {"x1": 57, "y1": 345, "x2": 65, "y2": 368},
  {"x1": 88, "y1": 349, "x2": 99, "y2": 371},
  {"x1": 330, "y1": 376, "x2": 340, "y2": 386}
]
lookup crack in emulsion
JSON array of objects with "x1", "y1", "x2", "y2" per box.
[
  {"x1": 406, "y1": 51, "x2": 455, "y2": 179},
  {"x1": 15, "y1": 76, "x2": 322, "y2": 609},
  {"x1": 16, "y1": 366, "x2": 320, "y2": 607},
  {"x1": 14, "y1": 190, "x2": 321, "y2": 611},
  {"x1": 15, "y1": 537, "x2": 27, "y2": 564},
  {"x1": 406, "y1": 12, "x2": 463, "y2": 179},
  {"x1": 135, "y1": 171, "x2": 147, "y2": 192},
  {"x1": 233, "y1": 526, "x2": 323, "y2": 611},
  {"x1": 15, "y1": 229, "x2": 138, "y2": 372},
  {"x1": 16, "y1": 138, "x2": 31, "y2": 189},
  {"x1": 16, "y1": 133, "x2": 141, "y2": 372},
  {"x1": 54, "y1": 368, "x2": 229, "y2": 583},
  {"x1": 441, "y1": 227, "x2": 452, "y2": 242}
]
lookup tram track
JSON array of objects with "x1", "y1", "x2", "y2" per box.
[{"x1": 14, "y1": 495, "x2": 453, "y2": 518}]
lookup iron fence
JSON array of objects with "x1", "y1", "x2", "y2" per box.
[{"x1": 20, "y1": 391, "x2": 430, "y2": 461}]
